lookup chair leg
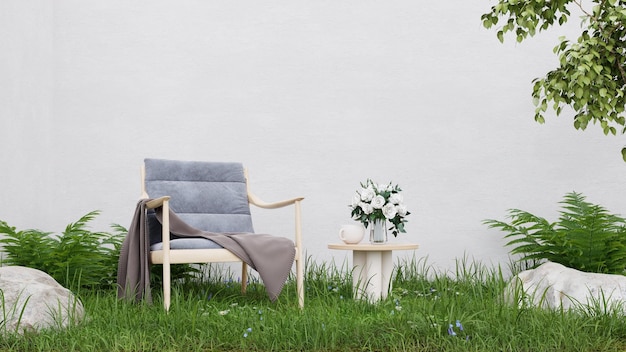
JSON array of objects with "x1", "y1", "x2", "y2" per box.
[
  {"x1": 241, "y1": 262, "x2": 248, "y2": 294},
  {"x1": 296, "y1": 253, "x2": 304, "y2": 309},
  {"x1": 163, "y1": 262, "x2": 171, "y2": 311}
]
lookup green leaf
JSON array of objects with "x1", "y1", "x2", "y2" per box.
[
  {"x1": 575, "y1": 87, "x2": 583, "y2": 98},
  {"x1": 534, "y1": 113, "x2": 545, "y2": 124},
  {"x1": 599, "y1": 88, "x2": 607, "y2": 97},
  {"x1": 532, "y1": 97, "x2": 540, "y2": 106}
]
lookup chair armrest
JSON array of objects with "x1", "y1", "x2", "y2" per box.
[
  {"x1": 145, "y1": 196, "x2": 171, "y2": 209},
  {"x1": 248, "y1": 192, "x2": 304, "y2": 209}
]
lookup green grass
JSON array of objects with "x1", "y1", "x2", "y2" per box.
[{"x1": 2, "y1": 257, "x2": 626, "y2": 351}]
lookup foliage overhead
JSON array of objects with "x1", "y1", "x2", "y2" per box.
[
  {"x1": 482, "y1": 0, "x2": 626, "y2": 159},
  {"x1": 484, "y1": 192, "x2": 626, "y2": 274}
]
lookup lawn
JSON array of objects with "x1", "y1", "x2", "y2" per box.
[{"x1": 2, "y1": 257, "x2": 626, "y2": 352}]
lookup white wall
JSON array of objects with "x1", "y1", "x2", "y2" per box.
[{"x1": 2, "y1": 1, "x2": 625, "y2": 273}]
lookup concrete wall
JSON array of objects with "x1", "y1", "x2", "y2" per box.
[{"x1": 2, "y1": 1, "x2": 625, "y2": 272}]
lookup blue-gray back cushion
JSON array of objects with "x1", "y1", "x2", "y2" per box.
[{"x1": 144, "y1": 158, "x2": 255, "y2": 234}]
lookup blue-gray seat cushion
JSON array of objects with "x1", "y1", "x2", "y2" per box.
[
  {"x1": 150, "y1": 238, "x2": 223, "y2": 251},
  {"x1": 146, "y1": 210, "x2": 224, "y2": 250},
  {"x1": 144, "y1": 158, "x2": 255, "y2": 250}
]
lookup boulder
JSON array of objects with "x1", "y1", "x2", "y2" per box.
[
  {"x1": 506, "y1": 261, "x2": 626, "y2": 314},
  {"x1": 0, "y1": 266, "x2": 84, "y2": 334}
]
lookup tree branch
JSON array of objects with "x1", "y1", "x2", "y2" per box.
[
  {"x1": 616, "y1": 59, "x2": 626, "y2": 86},
  {"x1": 573, "y1": 0, "x2": 594, "y2": 18}
]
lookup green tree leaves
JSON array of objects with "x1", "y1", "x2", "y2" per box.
[
  {"x1": 481, "y1": 0, "x2": 572, "y2": 43},
  {"x1": 483, "y1": 0, "x2": 626, "y2": 160}
]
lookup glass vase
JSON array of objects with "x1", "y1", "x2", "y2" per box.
[{"x1": 369, "y1": 220, "x2": 388, "y2": 244}]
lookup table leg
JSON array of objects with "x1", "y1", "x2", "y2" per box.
[
  {"x1": 352, "y1": 249, "x2": 393, "y2": 302},
  {"x1": 352, "y1": 250, "x2": 367, "y2": 300},
  {"x1": 381, "y1": 250, "x2": 393, "y2": 299},
  {"x1": 365, "y1": 251, "x2": 383, "y2": 302}
]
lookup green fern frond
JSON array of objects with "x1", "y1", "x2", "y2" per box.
[
  {"x1": 63, "y1": 210, "x2": 101, "y2": 236},
  {"x1": 0, "y1": 211, "x2": 125, "y2": 290},
  {"x1": 485, "y1": 192, "x2": 626, "y2": 274}
]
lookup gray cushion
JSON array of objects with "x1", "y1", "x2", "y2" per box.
[
  {"x1": 150, "y1": 238, "x2": 223, "y2": 251},
  {"x1": 144, "y1": 158, "x2": 255, "y2": 250},
  {"x1": 146, "y1": 210, "x2": 223, "y2": 249}
]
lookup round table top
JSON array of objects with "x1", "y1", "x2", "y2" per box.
[{"x1": 328, "y1": 242, "x2": 419, "y2": 251}]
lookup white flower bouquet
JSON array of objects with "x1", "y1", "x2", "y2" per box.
[{"x1": 350, "y1": 179, "x2": 410, "y2": 237}]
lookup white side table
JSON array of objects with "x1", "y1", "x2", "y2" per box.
[{"x1": 328, "y1": 242, "x2": 419, "y2": 302}]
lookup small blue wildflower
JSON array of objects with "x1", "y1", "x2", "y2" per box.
[
  {"x1": 456, "y1": 320, "x2": 464, "y2": 331},
  {"x1": 247, "y1": 327, "x2": 252, "y2": 332},
  {"x1": 447, "y1": 324, "x2": 457, "y2": 336},
  {"x1": 243, "y1": 333, "x2": 248, "y2": 338},
  {"x1": 394, "y1": 298, "x2": 400, "y2": 306}
]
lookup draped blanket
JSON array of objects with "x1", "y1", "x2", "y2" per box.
[{"x1": 117, "y1": 199, "x2": 296, "y2": 303}]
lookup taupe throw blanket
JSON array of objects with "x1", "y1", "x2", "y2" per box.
[{"x1": 117, "y1": 199, "x2": 296, "y2": 303}]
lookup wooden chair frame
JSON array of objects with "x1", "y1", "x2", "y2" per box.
[{"x1": 140, "y1": 165, "x2": 304, "y2": 311}]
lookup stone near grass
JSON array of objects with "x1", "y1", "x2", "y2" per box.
[
  {"x1": 506, "y1": 261, "x2": 626, "y2": 314},
  {"x1": 0, "y1": 266, "x2": 84, "y2": 334}
]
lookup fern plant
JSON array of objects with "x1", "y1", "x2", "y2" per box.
[
  {"x1": 0, "y1": 225, "x2": 56, "y2": 274},
  {"x1": 484, "y1": 192, "x2": 626, "y2": 274},
  {"x1": 0, "y1": 211, "x2": 125, "y2": 290}
]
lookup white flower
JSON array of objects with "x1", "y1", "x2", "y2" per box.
[
  {"x1": 359, "y1": 202, "x2": 374, "y2": 214},
  {"x1": 389, "y1": 193, "x2": 403, "y2": 205},
  {"x1": 382, "y1": 203, "x2": 398, "y2": 219},
  {"x1": 360, "y1": 187, "x2": 375, "y2": 202},
  {"x1": 397, "y1": 204, "x2": 408, "y2": 217},
  {"x1": 218, "y1": 310, "x2": 230, "y2": 316},
  {"x1": 371, "y1": 195, "x2": 386, "y2": 209},
  {"x1": 351, "y1": 195, "x2": 360, "y2": 208}
]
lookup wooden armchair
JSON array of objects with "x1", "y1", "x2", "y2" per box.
[{"x1": 141, "y1": 158, "x2": 304, "y2": 310}]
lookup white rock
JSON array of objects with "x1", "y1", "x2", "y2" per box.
[
  {"x1": 0, "y1": 266, "x2": 84, "y2": 334},
  {"x1": 506, "y1": 261, "x2": 626, "y2": 314}
]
